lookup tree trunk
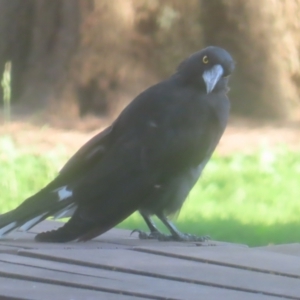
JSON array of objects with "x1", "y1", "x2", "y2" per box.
[
  {"x1": 200, "y1": 0, "x2": 300, "y2": 119},
  {"x1": 1, "y1": 0, "x2": 300, "y2": 120}
]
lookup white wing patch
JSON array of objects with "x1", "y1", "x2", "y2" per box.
[
  {"x1": 54, "y1": 186, "x2": 73, "y2": 201},
  {"x1": 0, "y1": 221, "x2": 17, "y2": 237},
  {"x1": 19, "y1": 212, "x2": 48, "y2": 232}
]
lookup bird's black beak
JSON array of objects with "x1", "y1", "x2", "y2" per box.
[{"x1": 202, "y1": 65, "x2": 224, "y2": 94}]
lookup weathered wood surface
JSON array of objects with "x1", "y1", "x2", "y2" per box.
[{"x1": 0, "y1": 220, "x2": 299, "y2": 300}]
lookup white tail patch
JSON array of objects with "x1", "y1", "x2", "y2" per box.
[
  {"x1": 0, "y1": 221, "x2": 17, "y2": 237},
  {"x1": 149, "y1": 121, "x2": 158, "y2": 128},
  {"x1": 19, "y1": 212, "x2": 48, "y2": 232},
  {"x1": 54, "y1": 186, "x2": 73, "y2": 201},
  {"x1": 53, "y1": 204, "x2": 77, "y2": 219}
]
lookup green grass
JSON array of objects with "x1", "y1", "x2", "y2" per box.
[
  {"x1": 1, "y1": 135, "x2": 300, "y2": 246},
  {"x1": 0, "y1": 135, "x2": 66, "y2": 212}
]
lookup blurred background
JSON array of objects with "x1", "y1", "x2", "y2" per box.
[{"x1": 0, "y1": 0, "x2": 300, "y2": 246}]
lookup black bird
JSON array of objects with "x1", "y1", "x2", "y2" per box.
[{"x1": 0, "y1": 46, "x2": 234, "y2": 242}]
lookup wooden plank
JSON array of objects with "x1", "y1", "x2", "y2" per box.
[
  {"x1": 94, "y1": 236, "x2": 246, "y2": 248},
  {"x1": 28, "y1": 220, "x2": 247, "y2": 248},
  {"x1": 28, "y1": 220, "x2": 202, "y2": 247},
  {"x1": 0, "y1": 277, "x2": 145, "y2": 300},
  {"x1": 1, "y1": 230, "x2": 35, "y2": 240},
  {"x1": 28, "y1": 221, "x2": 134, "y2": 240},
  {"x1": 0, "y1": 225, "x2": 132, "y2": 250},
  {"x1": 18, "y1": 248, "x2": 300, "y2": 299},
  {"x1": 0, "y1": 260, "x2": 170, "y2": 300},
  {"x1": 30, "y1": 220, "x2": 248, "y2": 246},
  {"x1": 0, "y1": 236, "x2": 129, "y2": 251},
  {"x1": 0, "y1": 244, "x2": 19, "y2": 254},
  {"x1": 1, "y1": 233, "x2": 200, "y2": 251},
  {"x1": 1, "y1": 224, "x2": 244, "y2": 251},
  {"x1": 257, "y1": 244, "x2": 300, "y2": 257},
  {"x1": 135, "y1": 245, "x2": 300, "y2": 278},
  {"x1": 0, "y1": 254, "x2": 277, "y2": 300}
]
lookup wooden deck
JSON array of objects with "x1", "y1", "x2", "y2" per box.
[{"x1": 0, "y1": 221, "x2": 300, "y2": 300}]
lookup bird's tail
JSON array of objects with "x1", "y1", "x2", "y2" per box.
[{"x1": 0, "y1": 186, "x2": 76, "y2": 238}]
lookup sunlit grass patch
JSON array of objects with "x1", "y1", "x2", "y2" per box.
[
  {"x1": 121, "y1": 147, "x2": 300, "y2": 246},
  {"x1": 1, "y1": 137, "x2": 299, "y2": 246},
  {"x1": 0, "y1": 135, "x2": 66, "y2": 212}
]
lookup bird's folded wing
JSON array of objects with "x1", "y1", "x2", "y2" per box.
[{"x1": 71, "y1": 113, "x2": 215, "y2": 223}]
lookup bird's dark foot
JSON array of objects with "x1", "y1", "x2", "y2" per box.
[{"x1": 131, "y1": 229, "x2": 173, "y2": 240}]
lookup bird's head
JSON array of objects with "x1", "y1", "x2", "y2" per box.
[{"x1": 177, "y1": 46, "x2": 235, "y2": 94}]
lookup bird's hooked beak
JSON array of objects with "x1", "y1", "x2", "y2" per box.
[{"x1": 202, "y1": 64, "x2": 224, "y2": 94}]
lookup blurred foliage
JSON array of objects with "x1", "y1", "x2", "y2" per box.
[
  {"x1": 1, "y1": 61, "x2": 12, "y2": 123},
  {"x1": 1, "y1": 135, "x2": 300, "y2": 246}
]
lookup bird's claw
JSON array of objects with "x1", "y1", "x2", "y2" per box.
[
  {"x1": 130, "y1": 229, "x2": 140, "y2": 236},
  {"x1": 130, "y1": 229, "x2": 152, "y2": 239},
  {"x1": 130, "y1": 229, "x2": 171, "y2": 240}
]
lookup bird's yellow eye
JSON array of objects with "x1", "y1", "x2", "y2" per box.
[{"x1": 202, "y1": 55, "x2": 209, "y2": 64}]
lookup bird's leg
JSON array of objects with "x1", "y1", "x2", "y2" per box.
[
  {"x1": 131, "y1": 213, "x2": 168, "y2": 240},
  {"x1": 157, "y1": 214, "x2": 210, "y2": 242}
]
